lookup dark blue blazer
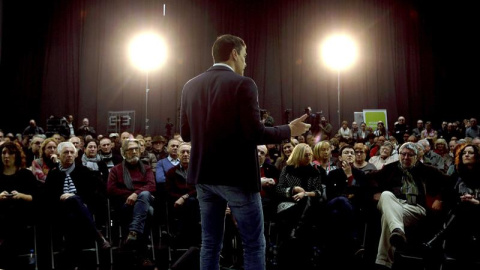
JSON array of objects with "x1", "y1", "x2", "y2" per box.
[{"x1": 180, "y1": 65, "x2": 291, "y2": 192}]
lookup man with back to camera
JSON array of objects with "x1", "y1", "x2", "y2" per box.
[{"x1": 180, "y1": 34, "x2": 310, "y2": 270}]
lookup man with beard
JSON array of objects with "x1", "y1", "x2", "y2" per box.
[{"x1": 107, "y1": 139, "x2": 156, "y2": 267}]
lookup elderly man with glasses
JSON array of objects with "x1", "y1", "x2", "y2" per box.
[
  {"x1": 107, "y1": 139, "x2": 156, "y2": 267},
  {"x1": 365, "y1": 142, "x2": 449, "y2": 270}
]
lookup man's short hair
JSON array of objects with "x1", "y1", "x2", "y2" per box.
[
  {"x1": 57, "y1": 142, "x2": 77, "y2": 156},
  {"x1": 212, "y1": 34, "x2": 246, "y2": 63}
]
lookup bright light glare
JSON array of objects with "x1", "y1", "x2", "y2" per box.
[
  {"x1": 129, "y1": 33, "x2": 167, "y2": 71},
  {"x1": 321, "y1": 35, "x2": 357, "y2": 71}
]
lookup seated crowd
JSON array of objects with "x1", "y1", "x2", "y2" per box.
[{"x1": 1, "y1": 114, "x2": 480, "y2": 270}]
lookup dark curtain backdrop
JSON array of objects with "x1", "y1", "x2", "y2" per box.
[{"x1": 0, "y1": 0, "x2": 477, "y2": 136}]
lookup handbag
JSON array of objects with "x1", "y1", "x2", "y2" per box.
[{"x1": 277, "y1": 201, "x2": 296, "y2": 214}]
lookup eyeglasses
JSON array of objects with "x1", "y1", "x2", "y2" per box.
[{"x1": 399, "y1": 152, "x2": 416, "y2": 158}]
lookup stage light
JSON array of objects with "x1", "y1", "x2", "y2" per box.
[
  {"x1": 322, "y1": 35, "x2": 357, "y2": 71},
  {"x1": 129, "y1": 33, "x2": 167, "y2": 71},
  {"x1": 321, "y1": 34, "x2": 357, "y2": 128},
  {"x1": 129, "y1": 32, "x2": 167, "y2": 134}
]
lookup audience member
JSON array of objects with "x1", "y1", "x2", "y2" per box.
[
  {"x1": 434, "y1": 138, "x2": 453, "y2": 173},
  {"x1": 98, "y1": 137, "x2": 122, "y2": 171},
  {"x1": 465, "y1": 118, "x2": 480, "y2": 139},
  {"x1": 144, "y1": 135, "x2": 153, "y2": 153},
  {"x1": 25, "y1": 134, "x2": 45, "y2": 167},
  {"x1": 421, "y1": 121, "x2": 438, "y2": 141},
  {"x1": 357, "y1": 122, "x2": 370, "y2": 142},
  {"x1": 165, "y1": 142, "x2": 200, "y2": 247},
  {"x1": 393, "y1": 116, "x2": 410, "y2": 144},
  {"x1": 325, "y1": 145, "x2": 367, "y2": 264},
  {"x1": 368, "y1": 141, "x2": 399, "y2": 170},
  {"x1": 351, "y1": 121, "x2": 360, "y2": 142},
  {"x1": 0, "y1": 142, "x2": 38, "y2": 269},
  {"x1": 31, "y1": 138, "x2": 58, "y2": 183},
  {"x1": 151, "y1": 135, "x2": 167, "y2": 161},
  {"x1": 275, "y1": 143, "x2": 326, "y2": 242},
  {"x1": 275, "y1": 140, "x2": 297, "y2": 172},
  {"x1": 318, "y1": 116, "x2": 333, "y2": 141},
  {"x1": 369, "y1": 136, "x2": 386, "y2": 158},
  {"x1": 365, "y1": 142, "x2": 449, "y2": 269},
  {"x1": 373, "y1": 121, "x2": 388, "y2": 139},
  {"x1": 352, "y1": 143, "x2": 377, "y2": 173},
  {"x1": 76, "y1": 118, "x2": 97, "y2": 139},
  {"x1": 155, "y1": 139, "x2": 180, "y2": 184},
  {"x1": 23, "y1": 119, "x2": 45, "y2": 138},
  {"x1": 107, "y1": 139, "x2": 156, "y2": 267},
  {"x1": 82, "y1": 139, "x2": 109, "y2": 183},
  {"x1": 44, "y1": 142, "x2": 110, "y2": 269},
  {"x1": 312, "y1": 140, "x2": 337, "y2": 174},
  {"x1": 337, "y1": 120, "x2": 353, "y2": 141},
  {"x1": 138, "y1": 138, "x2": 157, "y2": 172},
  {"x1": 411, "y1": 119, "x2": 424, "y2": 140},
  {"x1": 418, "y1": 139, "x2": 445, "y2": 171},
  {"x1": 257, "y1": 145, "x2": 280, "y2": 220},
  {"x1": 65, "y1": 115, "x2": 75, "y2": 137},
  {"x1": 424, "y1": 144, "x2": 480, "y2": 267},
  {"x1": 437, "y1": 121, "x2": 448, "y2": 140}
]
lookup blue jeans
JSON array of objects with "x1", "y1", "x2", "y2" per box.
[
  {"x1": 196, "y1": 184, "x2": 266, "y2": 270},
  {"x1": 129, "y1": 191, "x2": 154, "y2": 234}
]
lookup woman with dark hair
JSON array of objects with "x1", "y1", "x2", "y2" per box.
[
  {"x1": 275, "y1": 139, "x2": 298, "y2": 172},
  {"x1": 373, "y1": 121, "x2": 388, "y2": 139},
  {"x1": 424, "y1": 144, "x2": 480, "y2": 266},
  {"x1": 0, "y1": 142, "x2": 38, "y2": 269},
  {"x1": 82, "y1": 139, "x2": 109, "y2": 183},
  {"x1": 31, "y1": 137, "x2": 58, "y2": 183}
]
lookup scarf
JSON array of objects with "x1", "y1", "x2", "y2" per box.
[
  {"x1": 122, "y1": 160, "x2": 146, "y2": 190},
  {"x1": 59, "y1": 163, "x2": 76, "y2": 194},
  {"x1": 398, "y1": 162, "x2": 419, "y2": 205},
  {"x1": 99, "y1": 152, "x2": 114, "y2": 169},
  {"x1": 82, "y1": 154, "x2": 102, "y2": 171}
]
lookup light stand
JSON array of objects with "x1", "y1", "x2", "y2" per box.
[
  {"x1": 145, "y1": 71, "x2": 150, "y2": 134},
  {"x1": 337, "y1": 70, "x2": 341, "y2": 128}
]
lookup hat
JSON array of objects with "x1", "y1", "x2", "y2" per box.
[
  {"x1": 152, "y1": 135, "x2": 166, "y2": 143},
  {"x1": 109, "y1": 133, "x2": 119, "y2": 138}
]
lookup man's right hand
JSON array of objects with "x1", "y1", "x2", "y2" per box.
[
  {"x1": 126, "y1": 193, "x2": 138, "y2": 205},
  {"x1": 289, "y1": 114, "x2": 311, "y2": 136}
]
